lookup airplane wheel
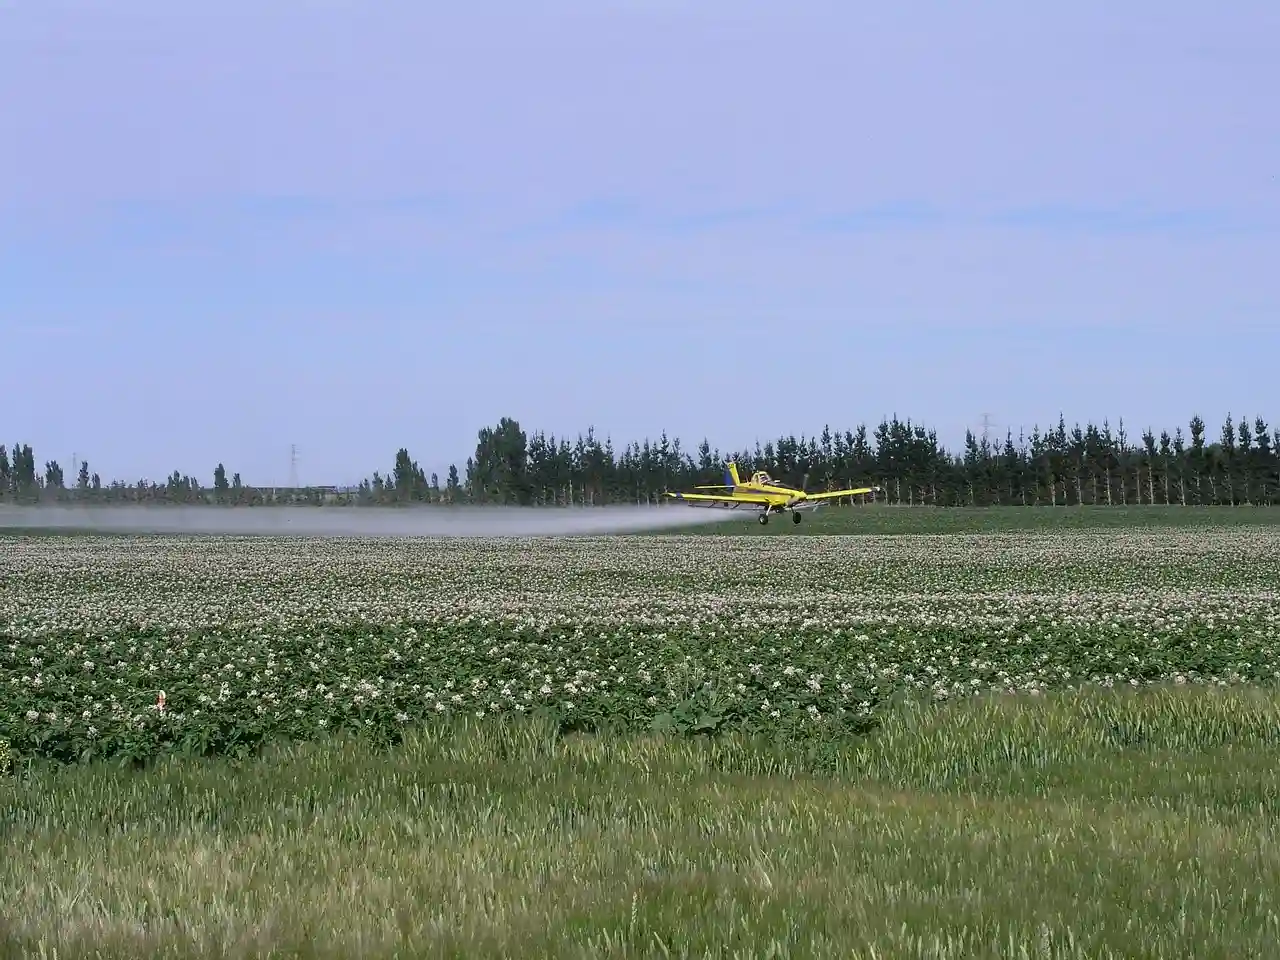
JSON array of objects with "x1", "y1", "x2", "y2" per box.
[
  {"x1": 792, "y1": 511, "x2": 802, "y2": 524},
  {"x1": 758, "y1": 513, "x2": 769, "y2": 525}
]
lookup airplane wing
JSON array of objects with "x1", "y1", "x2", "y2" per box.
[
  {"x1": 803, "y1": 485, "x2": 879, "y2": 501},
  {"x1": 664, "y1": 491, "x2": 772, "y2": 506}
]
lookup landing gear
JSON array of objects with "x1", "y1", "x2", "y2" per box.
[
  {"x1": 758, "y1": 512, "x2": 769, "y2": 525},
  {"x1": 792, "y1": 511, "x2": 802, "y2": 524}
]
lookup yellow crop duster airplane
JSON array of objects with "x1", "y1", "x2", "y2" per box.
[{"x1": 665, "y1": 462, "x2": 881, "y2": 526}]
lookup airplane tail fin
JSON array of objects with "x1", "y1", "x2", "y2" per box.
[{"x1": 724, "y1": 462, "x2": 741, "y2": 488}]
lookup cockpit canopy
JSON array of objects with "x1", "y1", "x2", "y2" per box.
[{"x1": 752, "y1": 471, "x2": 775, "y2": 486}]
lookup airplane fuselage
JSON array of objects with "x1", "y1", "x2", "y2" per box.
[
  {"x1": 664, "y1": 462, "x2": 879, "y2": 527},
  {"x1": 729, "y1": 473, "x2": 824, "y2": 524}
]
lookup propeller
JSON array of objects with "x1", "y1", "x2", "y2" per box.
[{"x1": 786, "y1": 471, "x2": 811, "y2": 507}]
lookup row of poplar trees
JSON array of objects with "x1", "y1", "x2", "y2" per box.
[
  {"x1": 4, "y1": 412, "x2": 1278, "y2": 507},
  {"x1": 440, "y1": 413, "x2": 1278, "y2": 507}
]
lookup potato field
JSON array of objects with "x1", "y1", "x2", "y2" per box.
[
  {"x1": 4, "y1": 525, "x2": 1278, "y2": 764},
  {"x1": 5, "y1": 520, "x2": 1280, "y2": 958}
]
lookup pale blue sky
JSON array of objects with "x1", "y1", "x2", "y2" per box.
[{"x1": 4, "y1": 0, "x2": 1278, "y2": 487}]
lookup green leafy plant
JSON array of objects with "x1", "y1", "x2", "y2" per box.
[{"x1": 3, "y1": 525, "x2": 1279, "y2": 767}]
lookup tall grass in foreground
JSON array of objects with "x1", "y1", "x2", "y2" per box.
[{"x1": 3, "y1": 687, "x2": 1280, "y2": 959}]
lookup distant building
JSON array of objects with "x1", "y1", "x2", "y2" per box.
[{"x1": 268, "y1": 485, "x2": 350, "y2": 504}]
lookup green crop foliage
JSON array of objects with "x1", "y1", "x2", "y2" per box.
[
  {"x1": 4, "y1": 523, "x2": 1280, "y2": 956},
  {"x1": 3, "y1": 525, "x2": 1279, "y2": 766}
]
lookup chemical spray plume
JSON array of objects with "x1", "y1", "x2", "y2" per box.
[{"x1": 0, "y1": 504, "x2": 746, "y2": 538}]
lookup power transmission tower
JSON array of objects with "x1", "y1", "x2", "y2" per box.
[
  {"x1": 980, "y1": 413, "x2": 992, "y2": 446},
  {"x1": 289, "y1": 444, "x2": 299, "y2": 488}
]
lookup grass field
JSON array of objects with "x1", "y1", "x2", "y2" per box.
[
  {"x1": 677, "y1": 503, "x2": 1280, "y2": 535},
  {"x1": 3, "y1": 509, "x2": 1280, "y2": 957}
]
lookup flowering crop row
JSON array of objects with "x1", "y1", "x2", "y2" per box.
[{"x1": 3, "y1": 529, "x2": 1279, "y2": 764}]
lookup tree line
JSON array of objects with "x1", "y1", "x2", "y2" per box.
[{"x1": 4, "y1": 411, "x2": 1279, "y2": 507}]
